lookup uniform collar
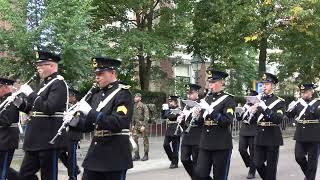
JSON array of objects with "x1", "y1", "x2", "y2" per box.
[
  {"x1": 263, "y1": 93, "x2": 274, "y2": 98},
  {"x1": 213, "y1": 91, "x2": 223, "y2": 96},
  {"x1": 44, "y1": 72, "x2": 58, "y2": 83},
  {"x1": 102, "y1": 80, "x2": 119, "y2": 90},
  {"x1": 303, "y1": 98, "x2": 312, "y2": 103}
]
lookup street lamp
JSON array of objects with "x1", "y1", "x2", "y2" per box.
[{"x1": 191, "y1": 55, "x2": 202, "y2": 84}]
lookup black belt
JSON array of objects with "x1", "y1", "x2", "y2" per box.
[
  {"x1": 0, "y1": 123, "x2": 19, "y2": 128},
  {"x1": 204, "y1": 120, "x2": 218, "y2": 126},
  {"x1": 297, "y1": 120, "x2": 320, "y2": 124},
  {"x1": 30, "y1": 111, "x2": 64, "y2": 118},
  {"x1": 257, "y1": 122, "x2": 278, "y2": 127},
  {"x1": 167, "y1": 121, "x2": 177, "y2": 124},
  {"x1": 94, "y1": 129, "x2": 130, "y2": 137}
]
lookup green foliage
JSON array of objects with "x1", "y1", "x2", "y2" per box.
[
  {"x1": 90, "y1": 0, "x2": 196, "y2": 90},
  {"x1": 0, "y1": 0, "x2": 105, "y2": 85}
]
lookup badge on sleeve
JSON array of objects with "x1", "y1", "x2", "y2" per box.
[
  {"x1": 277, "y1": 110, "x2": 283, "y2": 114},
  {"x1": 227, "y1": 108, "x2": 234, "y2": 115},
  {"x1": 117, "y1": 105, "x2": 128, "y2": 115}
]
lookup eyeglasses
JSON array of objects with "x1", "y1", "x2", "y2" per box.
[{"x1": 36, "y1": 63, "x2": 51, "y2": 67}]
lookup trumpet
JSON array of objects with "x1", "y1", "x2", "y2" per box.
[
  {"x1": 49, "y1": 83, "x2": 97, "y2": 144},
  {"x1": 0, "y1": 73, "x2": 38, "y2": 114}
]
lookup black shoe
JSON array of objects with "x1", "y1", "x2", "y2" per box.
[
  {"x1": 169, "y1": 162, "x2": 178, "y2": 169},
  {"x1": 247, "y1": 172, "x2": 255, "y2": 179},
  {"x1": 132, "y1": 154, "x2": 140, "y2": 161},
  {"x1": 141, "y1": 153, "x2": 149, "y2": 161}
]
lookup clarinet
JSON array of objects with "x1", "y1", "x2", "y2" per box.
[
  {"x1": 185, "y1": 113, "x2": 199, "y2": 133},
  {"x1": 0, "y1": 73, "x2": 38, "y2": 115},
  {"x1": 49, "y1": 83, "x2": 97, "y2": 144},
  {"x1": 174, "y1": 113, "x2": 184, "y2": 136},
  {"x1": 185, "y1": 89, "x2": 212, "y2": 133}
]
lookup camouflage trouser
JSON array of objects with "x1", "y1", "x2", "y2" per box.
[{"x1": 133, "y1": 125, "x2": 149, "y2": 154}]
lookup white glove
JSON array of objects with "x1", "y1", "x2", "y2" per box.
[
  {"x1": 162, "y1": 104, "x2": 169, "y2": 110},
  {"x1": 78, "y1": 100, "x2": 92, "y2": 115},
  {"x1": 259, "y1": 101, "x2": 267, "y2": 110},
  {"x1": 19, "y1": 84, "x2": 33, "y2": 96},
  {"x1": 177, "y1": 116, "x2": 183, "y2": 123},
  {"x1": 192, "y1": 107, "x2": 201, "y2": 117},
  {"x1": 63, "y1": 112, "x2": 74, "y2": 122},
  {"x1": 288, "y1": 101, "x2": 296, "y2": 111},
  {"x1": 7, "y1": 95, "x2": 16, "y2": 103}
]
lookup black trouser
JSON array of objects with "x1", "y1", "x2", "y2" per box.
[
  {"x1": 19, "y1": 150, "x2": 59, "y2": 180},
  {"x1": 238, "y1": 136, "x2": 256, "y2": 173},
  {"x1": 181, "y1": 145, "x2": 199, "y2": 178},
  {"x1": 59, "y1": 140, "x2": 80, "y2": 180},
  {"x1": 295, "y1": 141, "x2": 320, "y2": 180},
  {"x1": 0, "y1": 150, "x2": 15, "y2": 180},
  {"x1": 82, "y1": 169, "x2": 127, "y2": 180},
  {"x1": 163, "y1": 136, "x2": 180, "y2": 165},
  {"x1": 254, "y1": 145, "x2": 279, "y2": 180},
  {"x1": 193, "y1": 149, "x2": 232, "y2": 180}
]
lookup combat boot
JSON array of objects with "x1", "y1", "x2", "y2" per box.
[{"x1": 141, "y1": 152, "x2": 149, "y2": 161}]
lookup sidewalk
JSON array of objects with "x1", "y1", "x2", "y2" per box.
[{"x1": 10, "y1": 127, "x2": 307, "y2": 179}]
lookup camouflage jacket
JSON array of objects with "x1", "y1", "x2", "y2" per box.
[{"x1": 132, "y1": 101, "x2": 149, "y2": 127}]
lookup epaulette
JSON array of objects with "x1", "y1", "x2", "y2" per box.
[
  {"x1": 57, "y1": 75, "x2": 64, "y2": 80},
  {"x1": 119, "y1": 84, "x2": 131, "y2": 90},
  {"x1": 224, "y1": 92, "x2": 234, "y2": 97}
]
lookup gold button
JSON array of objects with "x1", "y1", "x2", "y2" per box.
[
  {"x1": 262, "y1": 129, "x2": 264, "y2": 131},
  {"x1": 94, "y1": 142, "x2": 97, "y2": 145},
  {"x1": 206, "y1": 129, "x2": 210, "y2": 132}
]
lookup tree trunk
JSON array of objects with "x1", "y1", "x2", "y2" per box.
[
  {"x1": 258, "y1": 36, "x2": 267, "y2": 78},
  {"x1": 138, "y1": 54, "x2": 146, "y2": 90}
]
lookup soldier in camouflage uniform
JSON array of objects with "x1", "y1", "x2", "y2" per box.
[{"x1": 132, "y1": 93, "x2": 150, "y2": 161}]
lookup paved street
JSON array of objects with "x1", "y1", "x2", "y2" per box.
[{"x1": 10, "y1": 128, "x2": 320, "y2": 179}]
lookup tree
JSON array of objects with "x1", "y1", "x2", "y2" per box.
[
  {"x1": 90, "y1": 0, "x2": 195, "y2": 91},
  {"x1": 189, "y1": 0, "x2": 258, "y2": 94},
  {"x1": 0, "y1": 0, "x2": 104, "y2": 86},
  {"x1": 275, "y1": 1, "x2": 320, "y2": 84}
]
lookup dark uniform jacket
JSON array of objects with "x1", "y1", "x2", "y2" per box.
[
  {"x1": 198, "y1": 91, "x2": 236, "y2": 150},
  {"x1": 77, "y1": 81, "x2": 133, "y2": 172},
  {"x1": 181, "y1": 105, "x2": 202, "y2": 146},
  {"x1": 287, "y1": 98, "x2": 320, "y2": 142},
  {"x1": 0, "y1": 93, "x2": 20, "y2": 150},
  {"x1": 161, "y1": 107, "x2": 182, "y2": 137},
  {"x1": 236, "y1": 103, "x2": 257, "y2": 137},
  {"x1": 19, "y1": 72, "x2": 68, "y2": 151},
  {"x1": 251, "y1": 94, "x2": 285, "y2": 146}
]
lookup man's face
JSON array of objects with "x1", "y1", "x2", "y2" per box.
[
  {"x1": 168, "y1": 100, "x2": 177, "y2": 108},
  {"x1": 68, "y1": 95, "x2": 77, "y2": 104},
  {"x1": 302, "y1": 89, "x2": 313, "y2": 100},
  {"x1": 36, "y1": 61, "x2": 56, "y2": 79},
  {"x1": 134, "y1": 96, "x2": 141, "y2": 103},
  {"x1": 0, "y1": 85, "x2": 12, "y2": 97},
  {"x1": 95, "y1": 70, "x2": 115, "y2": 88},
  {"x1": 262, "y1": 82, "x2": 273, "y2": 94},
  {"x1": 208, "y1": 80, "x2": 224, "y2": 93},
  {"x1": 187, "y1": 91, "x2": 199, "y2": 101}
]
